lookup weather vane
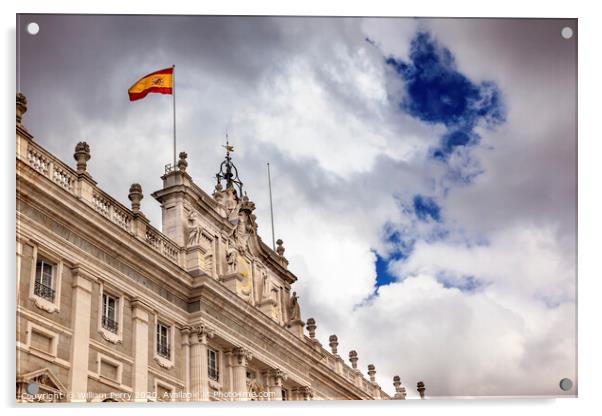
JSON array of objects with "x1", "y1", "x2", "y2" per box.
[
  {"x1": 216, "y1": 134, "x2": 243, "y2": 197},
  {"x1": 222, "y1": 134, "x2": 234, "y2": 155}
]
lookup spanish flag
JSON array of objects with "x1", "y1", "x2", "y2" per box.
[{"x1": 128, "y1": 67, "x2": 173, "y2": 101}]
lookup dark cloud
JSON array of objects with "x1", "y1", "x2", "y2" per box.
[{"x1": 17, "y1": 15, "x2": 576, "y2": 397}]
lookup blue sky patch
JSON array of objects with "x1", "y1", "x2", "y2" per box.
[
  {"x1": 413, "y1": 194, "x2": 441, "y2": 222},
  {"x1": 374, "y1": 252, "x2": 398, "y2": 287},
  {"x1": 437, "y1": 273, "x2": 483, "y2": 293},
  {"x1": 386, "y1": 31, "x2": 505, "y2": 162},
  {"x1": 372, "y1": 224, "x2": 416, "y2": 289}
]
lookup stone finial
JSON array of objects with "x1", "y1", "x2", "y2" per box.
[
  {"x1": 306, "y1": 318, "x2": 317, "y2": 339},
  {"x1": 276, "y1": 239, "x2": 285, "y2": 256},
  {"x1": 328, "y1": 334, "x2": 339, "y2": 355},
  {"x1": 16, "y1": 92, "x2": 27, "y2": 125},
  {"x1": 367, "y1": 364, "x2": 376, "y2": 383},
  {"x1": 393, "y1": 376, "x2": 406, "y2": 400},
  {"x1": 417, "y1": 381, "x2": 426, "y2": 399},
  {"x1": 240, "y1": 193, "x2": 256, "y2": 213},
  {"x1": 128, "y1": 183, "x2": 143, "y2": 213},
  {"x1": 177, "y1": 151, "x2": 188, "y2": 172},
  {"x1": 73, "y1": 141, "x2": 91, "y2": 173},
  {"x1": 349, "y1": 350, "x2": 358, "y2": 369}
]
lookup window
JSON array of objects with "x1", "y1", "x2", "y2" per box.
[
  {"x1": 34, "y1": 259, "x2": 55, "y2": 302},
  {"x1": 100, "y1": 359, "x2": 119, "y2": 381},
  {"x1": 154, "y1": 380, "x2": 175, "y2": 402},
  {"x1": 25, "y1": 321, "x2": 59, "y2": 358},
  {"x1": 29, "y1": 247, "x2": 63, "y2": 314},
  {"x1": 208, "y1": 348, "x2": 219, "y2": 381},
  {"x1": 96, "y1": 353, "x2": 123, "y2": 385},
  {"x1": 97, "y1": 283, "x2": 123, "y2": 344},
  {"x1": 153, "y1": 317, "x2": 174, "y2": 369},
  {"x1": 102, "y1": 293, "x2": 119, "y2": 333},
  {"x1": 156, "y1": 384, "x2": 172, "y2": 402},
  {"x1": 156, "y1": 323, "x2": 171, "y2": 359}
]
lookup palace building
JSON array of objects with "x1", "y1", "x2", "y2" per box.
[{"x1": 16, "y1": 93, "x2": 417, "y2": 402}]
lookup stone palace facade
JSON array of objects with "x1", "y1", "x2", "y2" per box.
[{"x1": 16, "y1": 93, "x2": 417, "y2": 403}]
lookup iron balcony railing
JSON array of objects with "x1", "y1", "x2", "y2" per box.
[
  {"x1": 157, "y1": 343, "x2": 171, "y2": 359},
  {"x1": 102, "y1": 315, "x2": 119, "y2": 333},
  {"x1": 208, "y1": 367, "x2": 219, "y2": 381},
  {"x1": 34, "y1": 281, "x2": 55, "y2": 302}
]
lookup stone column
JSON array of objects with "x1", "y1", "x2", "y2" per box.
[
  {"x1": 131, "y1": 299, "x2": 151, "y2": 402},
  {"x1": 68, "y1": 266, "x2": 94, "y2": 402},
  {"x1": 268, "y1": 369, "x2": 287, "y2": 401},
  {"x1": 231, "y1": 347, "x2": 253, "y2": 401},
  {"x1": 180, "y1": 327, "x2": 191, "y2": 401},
  {"x1": 300, "y1": 386, "x2": 313, "y2": 400},
  {"x1": 190, "y1": 325, "x2": 214, "y2": 401}
]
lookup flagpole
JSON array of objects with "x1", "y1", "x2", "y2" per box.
[
  {"x1": 172, "y1": 64, "x2": 176, "y2": 169},
  {"x1": 267, "y1": 162, "x2": 276, "y2": 251}
]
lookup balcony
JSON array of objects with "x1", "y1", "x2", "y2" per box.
[
  {"x1": 34, "y1": 281, "x2": 55, "y2": 302},
  {"x1": 209, "y1": 367, "x2": 220, "y2": 381},
  {"x1": 157, "y1": 343, "x2": 171, "y2": 359},
  {"x1": 102, "y1": 315, "x2": 119, "y2": 333}
]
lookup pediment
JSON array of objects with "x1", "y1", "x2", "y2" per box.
[{"x1": 17, "y1": 367, "x2": 67, "y2": 394}]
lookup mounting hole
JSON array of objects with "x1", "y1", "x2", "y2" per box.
[
  {"x1": 26, "y1": 382, "x2": 39, "y2": 395},
  {"x1": 561, "y1": 26, "x2": 573, "y2": 39},
  {"x1": 26, "y1": 22, "x2": 40, "y2": 35},
  {"x1": 559, "y1": 378, "x2": 573, "y2": 391}
]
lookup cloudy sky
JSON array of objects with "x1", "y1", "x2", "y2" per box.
[{"x1": 18, "y1": 15, "x2": 577, "y2": 398}]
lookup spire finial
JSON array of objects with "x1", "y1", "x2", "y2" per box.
[
  {"x1": 216, "y1": 138, "x2": 243, "y2": 197},
  {"x1": 222, "y1": 133, "x2": 234, "y2": 156}
]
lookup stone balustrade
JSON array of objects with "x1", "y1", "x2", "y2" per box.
[
  {"x1": 145, "y1": 227, "x2": 180, "y2": 263},
  {"x1": 19, "y1": 138, "x2": 184, "y2": 267}
]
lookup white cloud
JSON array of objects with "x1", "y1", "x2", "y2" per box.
[{"x1": 20, "y1": 15, "x2": 576, "y2": 398}]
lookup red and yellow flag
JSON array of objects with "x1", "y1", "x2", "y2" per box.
[{"x1": 128, "y1": 67, "x2": 173, "y2": 101}]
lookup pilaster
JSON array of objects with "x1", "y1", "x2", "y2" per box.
[
  {"x1": 131, "y1": 298, "x2": 152, "y2": 402},
  {"x1": 180, "y1": 327, "x2": 192, "y2": 401},
  {"x1": 68, "y1": 266, "x2": 95, "y2": 402}
]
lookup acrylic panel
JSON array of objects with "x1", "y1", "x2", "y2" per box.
[{"x1": 15, "y1": 14, "x2": 577, "y2": 402}]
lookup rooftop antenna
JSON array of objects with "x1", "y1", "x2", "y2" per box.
[{"x1": 267, "y1": 162, "x2": 276, "y2": 251}]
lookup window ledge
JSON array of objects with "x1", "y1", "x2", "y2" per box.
[
  {"x1": 153, "y1": 354, "x2": 174, "y2": 369},
  {"x1": 31, "y1": 295, "x2": 59, "y2": 314},
  {"x1": 99, "y1": 327, "x2": 122, "y2": 344}
]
